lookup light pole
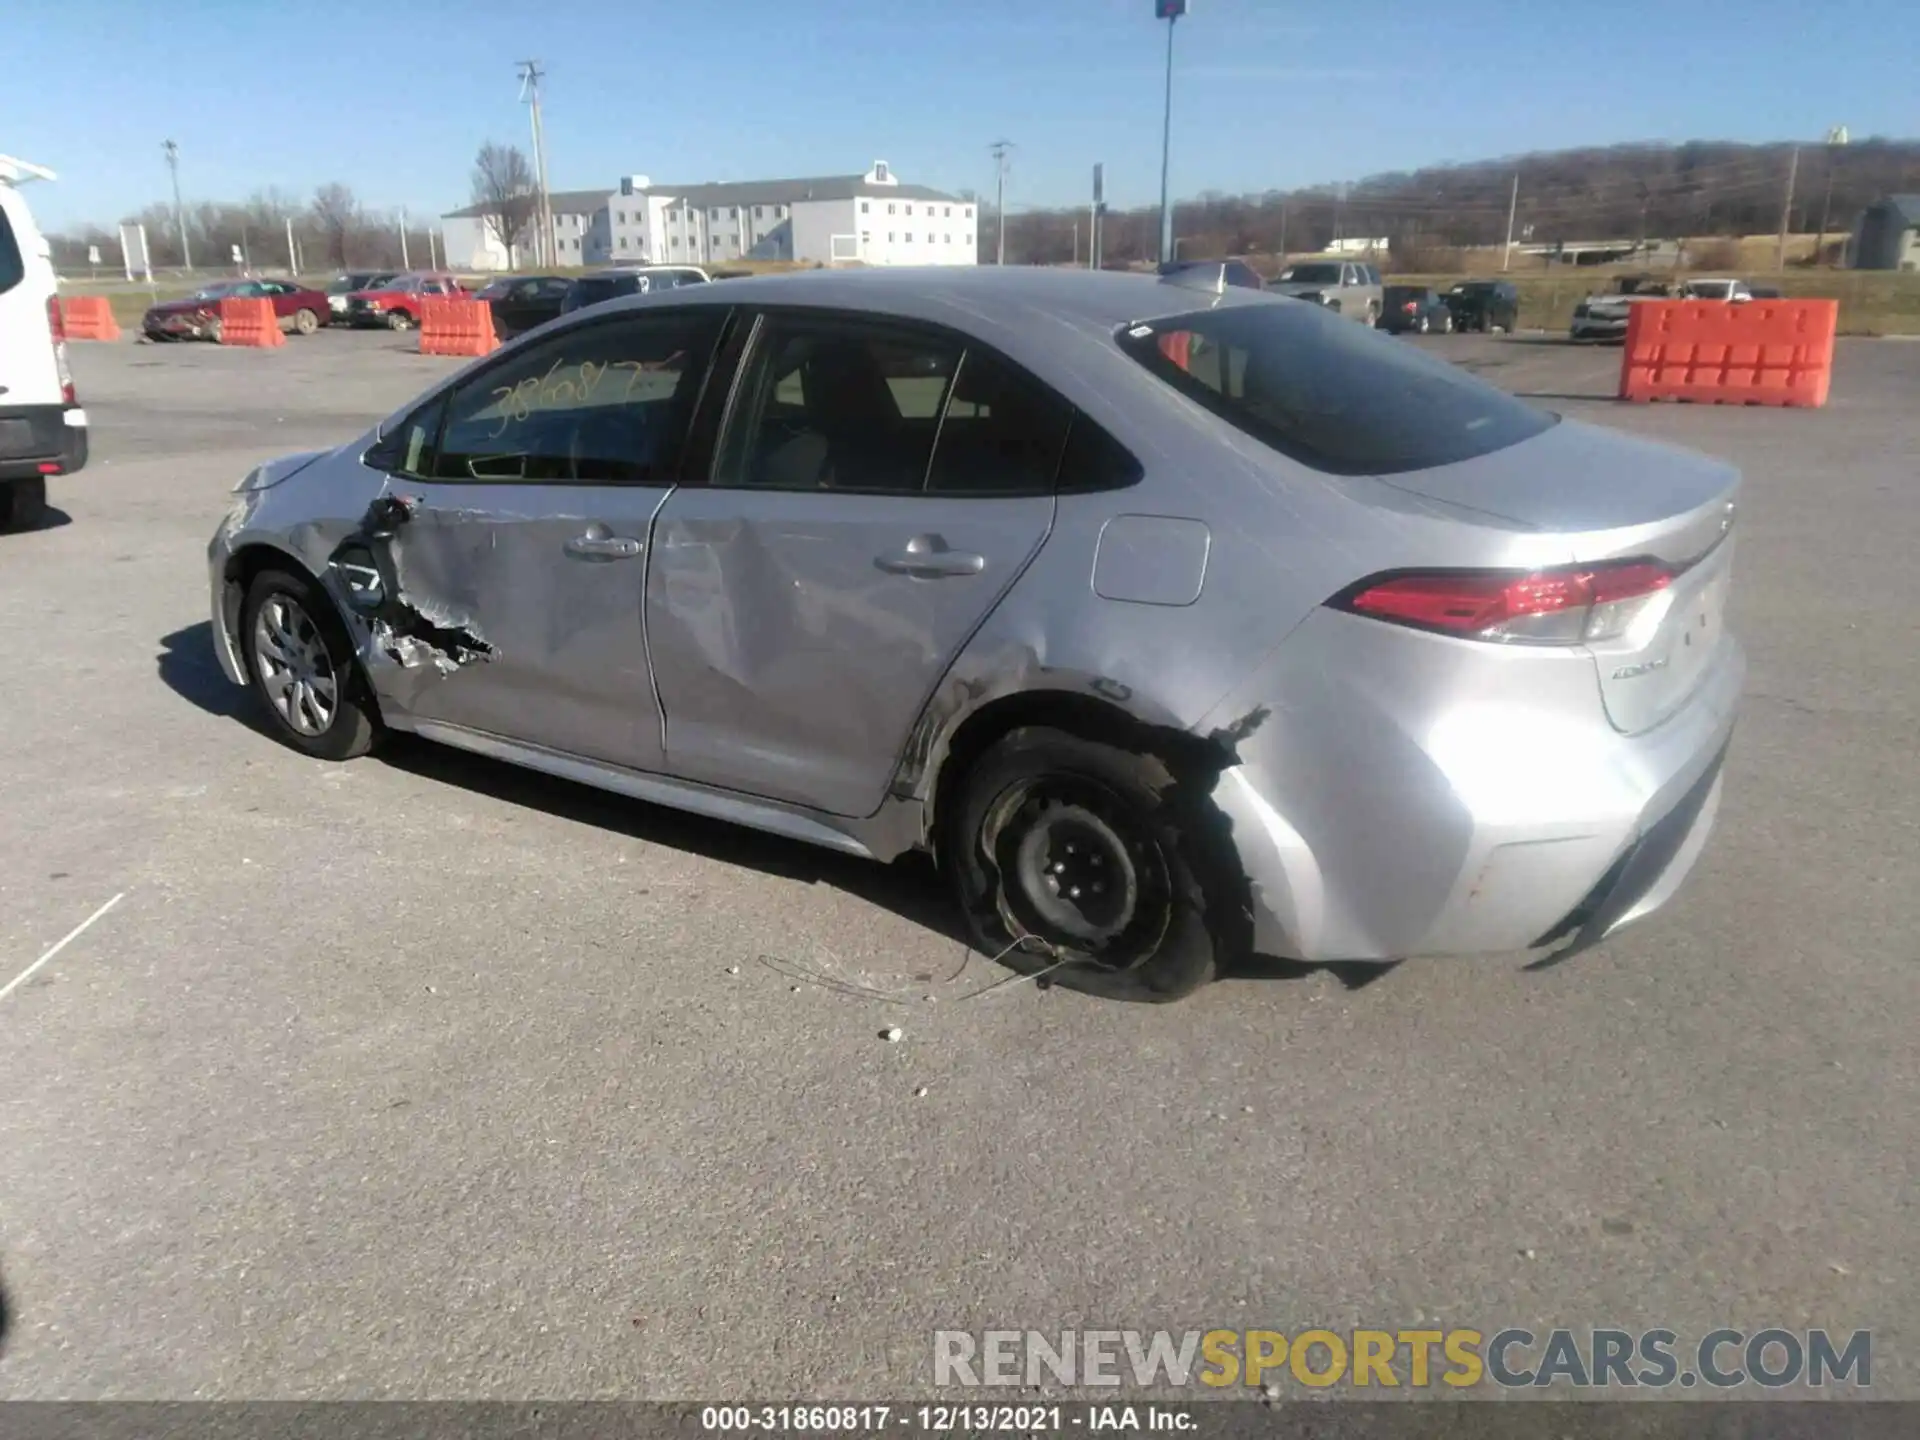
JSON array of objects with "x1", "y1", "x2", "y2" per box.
[
  {"x1": 1816, "y1": 125, "x2": 1850, "y2": 267},
  {"x1": 163, "y1": 139, "x2": 191, "y2": 271},
  {"x1": 1154, "y1": 1, "x2": 1187, "y2": 267}
]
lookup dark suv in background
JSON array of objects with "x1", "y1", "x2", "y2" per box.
[
  {"x1": 560, "y1": 266, "x2": 711, "y2": 316},
  {"x1": 1442, "y1": 279, "x2": 1520, "y2": 333},
  {"x1": 1379, "y1": 285, "x2": 1455, "y2": 334}
]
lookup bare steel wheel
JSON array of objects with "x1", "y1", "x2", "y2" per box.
[
  {"x1": 240, "y1": 568, "x2": 381, "y2": 760},
  {"x1": 946, "y1": 726, "x2": 1230, "y2": 1002},
  {"x1": 293, "y1": 307, "x2": 320, "y2": 335}
]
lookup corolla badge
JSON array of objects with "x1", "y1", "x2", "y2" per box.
[{"x1": 1612, "y1": 657, "x2": 1671, "y2": 680}]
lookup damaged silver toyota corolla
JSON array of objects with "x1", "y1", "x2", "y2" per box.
[{"x1": 208, "y1": 265, "x2": 1744, "y2": 1001}]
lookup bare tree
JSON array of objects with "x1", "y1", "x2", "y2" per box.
[
  {"x1": 310, "y1": 183, "x2": 363, "y2": 269},
  {"x1": 471, "y1": 142, "x2": 536, "y2": 266}
]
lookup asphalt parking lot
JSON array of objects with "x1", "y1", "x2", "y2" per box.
[{"x1": 1, "y1": 326, "x2": 1916, "y2": 1400}]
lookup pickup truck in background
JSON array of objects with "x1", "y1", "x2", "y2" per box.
[{"x1": 1571, "y1": 274, "x2": 1758, "y2": 342}]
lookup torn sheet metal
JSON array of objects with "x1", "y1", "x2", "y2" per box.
[{"x1": 325, "y1": 493, "x2": 497, "y2": 682}]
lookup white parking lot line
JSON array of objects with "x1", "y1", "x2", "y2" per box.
[{"x1": 0, "y1": 892, "x2": 125, "y2": 1006}]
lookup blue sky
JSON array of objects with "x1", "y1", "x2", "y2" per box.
[{"x1": 9, "y1": 0, "x2": 1916, "y2": 233}]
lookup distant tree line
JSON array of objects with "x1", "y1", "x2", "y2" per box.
[
  {"x1": 48, "y1": 183, "x2": 440, "y2": 276},
  {"x1": 982, "y1": 138, "x2": 1920, "y2": 267}
]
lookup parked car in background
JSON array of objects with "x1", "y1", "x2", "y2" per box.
[
  {"x1": 0, "y1": 156, "x2": 85, "y2": 532},
  {"x1": 326, "y1": 272, "x2": 397, "y2": 319},
  {"x1": 142, "y1": 278, "x2": 331, "y2": 342},
  {"x1": 475, "y1": 274, "x2": 573, "y2": 339},
  {"x1": 559, "y1": 266, "x2": 710, "y2": 316},
  {"x1": 342, "y1": 273, "x2": 466, "y2": 330},
  {"x1": 1157, "y1": 258, "x2": 1265, "y2": 291},
  {"x1": 1570, "y1": 274, "x2": 1675, "y2": 342},
  {"x1": 1378, "y1": 285, "x2": 1455, "y2": 334},
  {"x1": 1679, "y1": 277, "x2": 1755, "y2": 303},
  {"x1": 206, "y1": 267, "x2": 1743, "y2": 1004},
  {"x1": 1748, "y1": 284, "x2": 1783, "y2": 299},
  {"x1": 1442, "y1": 279, "x2": 1520, "y2": 333},
  {"x1": 1270, "y1": 260, "x2": 1383, "y2": 325}
]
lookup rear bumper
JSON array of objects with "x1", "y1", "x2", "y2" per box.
[
  {"x1": 0, "y1": 403, "x2": 88, "y2": 480},
  {"x1": 1571, "y1": 315, "x2": 1629, "y2": 339},
  {"x1": 1203, "y1": 606, "x2": 1744, "y2": 964}
]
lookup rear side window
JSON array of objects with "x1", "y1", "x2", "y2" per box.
[
  {"x1": 0, "y1": 206, "x2": 25, "y2": 296},
  {"x1": 1120, "y1": 301, "x2": 1555, "y2": 477}
]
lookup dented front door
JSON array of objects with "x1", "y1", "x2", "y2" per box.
[
  {"x1": 362, "y1": 305, "x2": 729, "y2": 772},
  {"x1": 376, "y1": 482, "x2": 670, "y2": 771}
]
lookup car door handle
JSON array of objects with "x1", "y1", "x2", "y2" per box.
[
  {"x1": 564, "y1": 530, "x2": 644, "y2": 561},
  {"x1": 876, "y1": 535, "x2": 986, "y2": 579}
]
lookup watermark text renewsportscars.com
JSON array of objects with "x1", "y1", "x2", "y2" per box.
[{"x1": 933, "y1": 1328, "x2": 1871, "y2": 1391}]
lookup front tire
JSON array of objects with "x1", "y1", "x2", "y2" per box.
[
  {"x1": 385, "y1": 309, "x2": 413, "y2": 331},
  {"x1": 293, "y1": 307, "x2": 320, "y2": 335},
  {"x1": 240, "y1": 568, "x2": 380, "y2": 761},
  {"x1": 945, "y1": 727, "x2": 1225, "y2": 1002},
  {"x1": 0, "y1": 478, "x2": 47, "y2": 533}
]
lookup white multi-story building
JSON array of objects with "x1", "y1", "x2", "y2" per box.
[
  {"x1": 439, "y1": 189, "x2": 611, "y2": 271},
  {"x1": 441, "y1": 162, "x2": 977, "y2": 271}
]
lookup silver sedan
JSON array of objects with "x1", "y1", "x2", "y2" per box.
[{"x1": 207, "y1": 266, "x2": 1743, "y2": 1001}]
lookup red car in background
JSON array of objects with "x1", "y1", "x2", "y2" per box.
[
  {"x1": 342, "y1": 272, "x2": 468, "y2": 330},
  {"x1": 141, "y1": 278, "x2": 332, "y2": 342}
]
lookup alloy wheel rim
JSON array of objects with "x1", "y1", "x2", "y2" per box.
[{"x1": 252, "y1": 594, "x2": 339, "y2": 737}]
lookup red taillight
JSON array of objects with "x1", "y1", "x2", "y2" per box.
[
  {"x1": 1337, "y1": 561, "x2": 1676, "y2": 645},
  {"x1": 46, "y1": 297, "x2": 76, "y2": 405},
  {"x1": 1402, "y1": 302, "x2": 1417, "y2": 313}
]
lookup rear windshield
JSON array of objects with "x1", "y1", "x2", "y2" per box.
[
  {"x1": 570, "y1": 277, "x2": 627, "y2": 306},
  {"x1": 1118, "y1": 301, "x2": 1556, "y2": 477},
  {"x1": 1383, "y1": 286, "x2": 1426, "y2": 304},
  {"x1": 0, "y1": 205, "x2": 23, "y2": 296}
]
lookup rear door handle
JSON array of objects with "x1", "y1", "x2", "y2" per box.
[
  {"x1": 565, "y1": 525, "x2": 644, "y2": 561},
  {"x1": 876, "y1": 534, "x2": 986, "y2": 579}
]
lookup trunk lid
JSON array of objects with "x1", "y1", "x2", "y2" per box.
[{"x1": 1372, "y1": 418, "x2": 1741, "y2": 734}]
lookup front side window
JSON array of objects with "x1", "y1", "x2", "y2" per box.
[
  {"x1": 420, "y1": 311, "x2": 724, "y2": 484},
  {"x1": 715, "y1": 314, "x2": 960, "y2": 492},
  {"x1": 1118, "y1": 302, "x2": 1555, "y2": 477}
]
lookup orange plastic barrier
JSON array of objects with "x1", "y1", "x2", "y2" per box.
[
  {"x1": 1158, "y1": 330, "x2": 1192, "y2": 371},
  {"x1": 60, "y1": 295, "x2": 122, "y2": 341},
  {"x1": 1619, "y1": 299, "x2": 1837, "y2": 408},
  {"x1": 419, "y1": 296, "x2": 498, "y2": 358},
  {"x1": 216, "y1": 297, "x2": 285, "y2": 348}
]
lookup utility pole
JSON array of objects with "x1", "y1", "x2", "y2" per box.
[
  {"x1": 1777, "y1": 146, "x2": 1800, "y2": 271},
  {"x1": 399, "y1": 208, "x2": 411, "y2": 270},
  {"x1": 1502, "y1": 172, "x2": 1519, "y2": 272},
  {"x1": 286, "y1": 216, "x2": 298, "y2": 275},
  {"x1": 1816, "y1": 125, "x2": 1850, "y2": 267},
  {"x1": 429, "y1": 226, "x2": 439, "y2": 271},
  {"x1": 518, "y1": 60, "x2": 555, "y2": 267},
  {"x1": 1154, "y1": 1, "x2": 1187, "y2": 266},
  {"x1": 989, "y1": 139, "x2": 1013, "y2": 265},
  {"x1": 1090, "y1": 162, "x2": 1106, "y2": 271},
  {"x1": 1277, "y1": 201, "x2": 1288, "y2": 258},
  {"x1": 163, "y1": 139, "x2": 191, "y2": 271}
]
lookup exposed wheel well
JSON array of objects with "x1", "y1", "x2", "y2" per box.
[
  {"x1": 224, "y1": 543, "x2": 383, "y2": 719},
  {"x1": 926, "y1": 690, "x2": 1225, "y2": 864}
]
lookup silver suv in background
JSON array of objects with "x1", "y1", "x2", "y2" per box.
[{"x1": 1270, "y1": 259, "x2": 1384, "y2": 325}]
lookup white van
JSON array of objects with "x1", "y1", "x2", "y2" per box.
[{"x1": 0, "y1": 156, "x2": 86, "y2": 532}]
